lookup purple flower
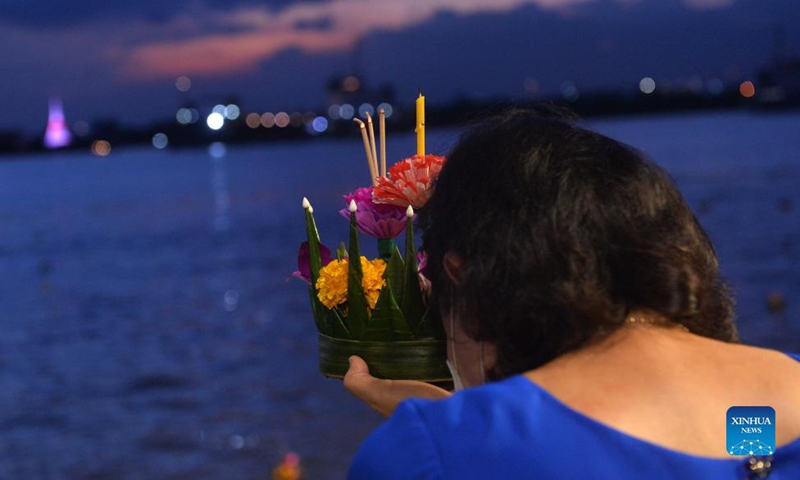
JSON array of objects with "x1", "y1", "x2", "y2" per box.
[
  {"x1": 339, "y1": 187, "x2": 408, "y2": 239},
  {"x1": 292, "y1": 241, "x2": 333, "y2": 284}
]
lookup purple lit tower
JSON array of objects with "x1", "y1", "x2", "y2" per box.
[{"x1": 44, "y1": 98, "x2": 72, "y2": 149}]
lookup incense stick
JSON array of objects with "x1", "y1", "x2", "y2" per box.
[
  {"x1": 379, "y1": 108, "x2": 386, "y2": 178},
  {"x1": 353, "y1": 119, "x2": 378, "y2": 185},
  {"x1": 365, "y1": 112, "x2": 379, "y2": 180}
]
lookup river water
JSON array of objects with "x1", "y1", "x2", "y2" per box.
[{"x1": 0, "y1": 110, "x2": 797, "y2": 479}]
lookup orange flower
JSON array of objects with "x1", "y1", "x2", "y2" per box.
[{"x1": 373, "y1": 154, "x2": 446, "y2": 209}]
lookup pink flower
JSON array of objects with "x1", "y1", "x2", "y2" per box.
[
  {"x1": 339, "y1": 187, "x2": 408, "y2": 239},
  {"x1": 292, "y1": 241, "x2": 333, "y2": 284},
  {"x1": 373, "y1": 154, "x2": 446, "y2": 209}
]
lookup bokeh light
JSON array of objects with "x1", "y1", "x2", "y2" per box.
[
  {"x1": 207, "y1": 112, "x2": 225, "y2": 130},
  {"x1": 152, "y1": 133, "x2": 168, "y2": 149},
  {"x1": 707, "y1": 78, "x2": 724, "y2": 95},
  {"x1": 73, "y1": 121, "x2": 90, "y2": 137},
  {"x1": 176, "y1": 108, "x2": 192, "y2": 124},
  {"x1": 212, "y1": 104, "x2": 226, "y2": 115},
  {"x1": 245, "y1": 113, "x2": 261, "y2": 129},
  {"x1": 275, "y1": 112, "x2": 290, "y2": 128},
  {"x1": 377, "y1": 102, "x2": 393, "y2": 118},
  {"x1": 739, "y1": 81, "x2": 755, "y2": 98},
  {"x1": 560, "y1": 81, "x2": 580, "y2": 101},
  {"x1": 343, "y1": 76, "x2": 360, "y2": 92},
  {"x1": 312, "y1": 116, "x2": 328, "y2": 133},
  {"x1": 261, "y1": 112, "x2": 276, "y2": 128},
  {"x1": 224, "y1": 104, "x2": 240, "y2": 120},
  {"x1": 339, "y1": 104, "x2": 355, "y2": 120},
  {"x1": 358, "y1": 103, "x2": 375, "y2": 118},
  {"x1": 639, "y1": 77, "x2": 656, "y2": 94},
  {"x1": 328, "y1": 104, "x2": 341, "y2": 119},
  {"x1": 175, "y1": 76, "x2": 191, "y2": 92},
  {"x1": 289, "y1": 112, "x2": 303, "y2": 127},
  {"x1": 208, "y1": 142, "x2": 226, "y2": 158},
  {"x1": 91, "y1": 140, "x2": 111, "y2": 157}
]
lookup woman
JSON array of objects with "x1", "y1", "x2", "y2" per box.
[{"x1": 344, "y1": 110, "x2": 800, "y2": 479}]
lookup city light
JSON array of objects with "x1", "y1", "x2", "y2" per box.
[
  {"x1": 343, "y1": 76, "x2": 360, "y2": 92},
  {"x1": 328, "y1": 104, "x2": 341, "y2": 120},
  {"x1": 312, "y1": 116, "x2": 328, "y2": 133},
  {"x1": 91, "y1": 140, "x2": 111, "y2": 157},
  {"x1": 275, "y1": 112, "x2": 290, "y2": 128},
  {"x1": 707, "y1": 78, "x2": 724, "y2": 95},
  {"x1": 739, "y1": 81, "x2": 756, "y2": 98},
  {"x1": 224, "y1": 104, "x2": 240, "y2": 120},
  {"x1": 44, "y1": 99, "x2": 72, "y2": 149},
  {"x1": 358, "y1": 103, "x2": 375, "y2": 118},
  {"x1": 245, "y1": 113, "x2": 261, "y2": 129},
  {"x1": 175, "y1": 76, "x2": 191, "y2": 92},
  {"x1": 208, "y1": 142, "x2": 226, "y2": 158},
  {"x1": 377, "y1": 102, "x2": 393, "y2": 118},
  {"x1": 152, "y1": 133, "x2": 168, "y2": 149},
  {"x1": 339, "y1": 104, "x2": 355, "y2": 120},
  {"x1": 560, "y1": 81, "x2": 579, "y2": 101},
  {"x1": 207, "y1": 112, "x2": 225, "y2": 130},
  {"x1": 639, "y1": 77, "x2": 656, "y2": 94},
  {"x1": 261, "y1": 112, "x2": 276, "y2": 128}
]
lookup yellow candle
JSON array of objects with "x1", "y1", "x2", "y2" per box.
[{"x1": 415, "y1": 92, "x2": 425, "y2": 157}]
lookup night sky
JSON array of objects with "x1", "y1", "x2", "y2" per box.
[{"x1": 0, "y1": 0, "x2": 797, "y2": 133}]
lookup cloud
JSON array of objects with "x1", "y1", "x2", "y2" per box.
[{"x1": 118, "y1": 0, "x2": 594, "y2": 80}]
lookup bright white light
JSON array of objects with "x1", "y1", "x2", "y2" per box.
[
  {"x1": 152, "y1": 133, "x2": 168, "y2": 149},
  {"x1": 639, "y1": 77, "x2": 656, "y2": 94},
  {"x1": 208, "y1": 142, "x2": 226, "y2": 158},
  {"x1": 207, "y1": 112, "x2": 224, "y2": 130},
  {"x1": 358, "y1": 103, "x2": 375, "y2": 118},
  {"x1": 377, "y1": 102, "x2": 393, "y2": 118},
  {"x1": 339, "y1": 104, "x2": 354, "y2": 120},
  {"x1": 224, "y1": 104, "x2": 240, "y2": 120},
  {"x1": 312, "y1": 116, "x2": 328, "y2": 133}
]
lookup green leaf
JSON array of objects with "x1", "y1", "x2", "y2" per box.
[
  {"x1": 363, "y1": 287, "x2": 396, "y2": 341},
  {"x1": 370, "y1": 283, "x2": 415, "y2": 341},
  {"x1": 326, "y1": 308, "x2": 351, "y2": 338},
  {"x1": 401, "y1": 214, "x2": 426, "y2": 336},
  {"x1": 385, "y1": 245, "x2": 405, "y2": 306},
  {"x1": 414, "y1": 301, "x2": 444, "y2": 339},
  {"x1": 304, "y1": 205, "x2": 327, "y2": 333},
  {"x1": 337, "y1": 242, "x2": 347, "y2": 261},
  {"x1": 346, "y1": 211, "x2": 369, "y2": 339}
]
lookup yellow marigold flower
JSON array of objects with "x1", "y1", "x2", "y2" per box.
[
  {"x1": 315, "y1": 257, "x2": 386, "y2": 310},
  {"x1": 361, "y1": 257, "x2": 387, "y2": 310},
  {"x1": 316, "y1": 259, "x2": 349, "y2": 309}
]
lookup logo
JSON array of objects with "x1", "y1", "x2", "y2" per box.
[{"x1": 727, "y1": 406, "x2": 775, "y2": 456}]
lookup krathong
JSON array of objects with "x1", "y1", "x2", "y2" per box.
[{"x1": 295, "y1": 95, "x2": 450, "y2": 383}]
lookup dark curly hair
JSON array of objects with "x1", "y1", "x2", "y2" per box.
[{"x1": 422, "y1": 109, "x2": 737, "y2": 380}]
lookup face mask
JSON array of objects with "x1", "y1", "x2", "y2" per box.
[{"x1": 446, "y1": 293, "x2": 484, "y2": 392}]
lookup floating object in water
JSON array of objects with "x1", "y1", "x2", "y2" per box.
[
  {"x1": 272, "y1": 452, "x2": 302, "y2": 480},
  {"x1": 44, "y1": 98, "x2": 72, "y2": 149},
  {"x1": 766, "y1": 292, "x2": 786, "y2": 314}
]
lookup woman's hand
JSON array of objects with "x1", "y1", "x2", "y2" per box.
[{"x1": 343, "y1": 356, "x2": 451, "y2": 416}]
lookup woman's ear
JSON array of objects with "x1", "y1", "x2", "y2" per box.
[{"x1": 443, "y1": 252, "x2": 464, "y2": 285}]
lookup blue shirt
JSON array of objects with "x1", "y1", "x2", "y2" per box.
[{"x1": 349, "y1": 352, "x2": 800, "y2": 479}]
